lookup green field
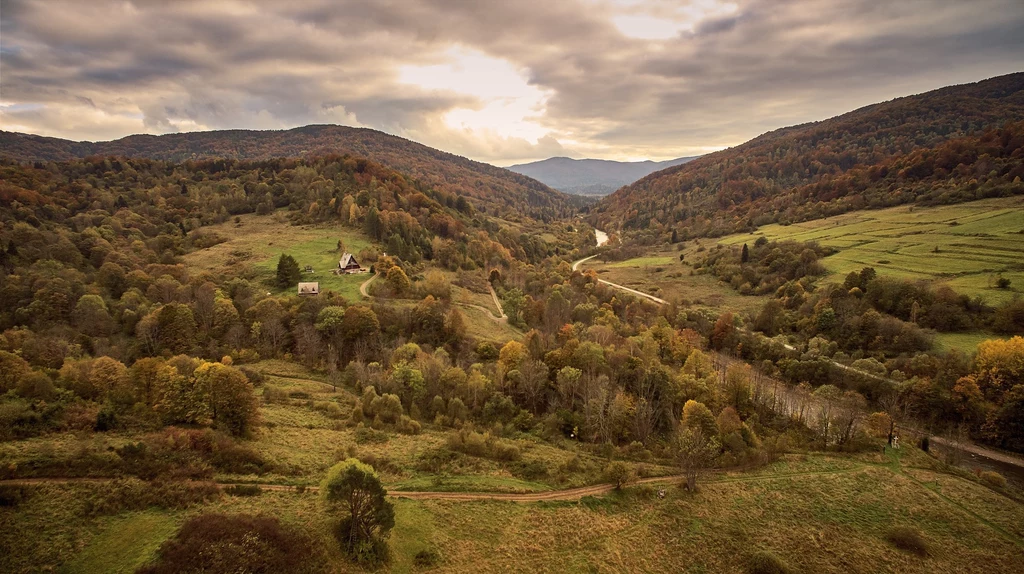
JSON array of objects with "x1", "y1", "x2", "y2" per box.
[
  {"x1": 718, "y1": 196, "x2": 1024, "y2": 306},
  {"x1": 602, "y1": 255, "x2": 678, "y2": 268},
  {"x1": 183, "y1": 212, "x2": 372, "y2": 300}
]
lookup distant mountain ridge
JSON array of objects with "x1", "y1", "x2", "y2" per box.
[
  {"x1": 0, "y1": 124, "x2": 574, "y2": 220},
  {"x1": 596, "y1": 72, "x2": 1024, "y2": 239},
  {"x1": 507, "y1": 156, "x2": 699, "y2": 196}
]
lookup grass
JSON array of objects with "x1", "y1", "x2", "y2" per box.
[
  {"x1": 4, "y1": 359, "x2": 1021, "y2": 572},
  {"x1": 603, "y1": 256, "x2": 677, "y2": 268},
  {"x1": 460, "y1": 304, "x2": 524, "y2": 344},
  {"x1": 933, "y1": 331, "x2": 1004, "y2": 353},
  {"x1": 395, "y1": 456, "x2": 1024, "y2": 573},
  {"x1": 388, "y1": 500, "x2": 440, "y2": 573},
  {"x1": 4, "y1": 451, "x2": 1023, "y2": 572},
  {"x1": 389, "y1": 474, "x2": 554, "y2": 493},
  {"x1": 63, "y1": 511, "x2": 181, "y2": 573},
  {"x1": 182, "y1": 212, "x2": 372, "y2": 300},
  {"x1": 580, "y1": 252, "x2": 770, "y2": 316},
  {"x1": 718, "y1": 196, "x2": 1024, "y2": 306}
]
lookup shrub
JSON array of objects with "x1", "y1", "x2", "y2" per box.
[
  {"x1": 350, "y1": 404, "x2": 364, "y2": 424},
  {"x1": 980, "y1": 471, "x2": 1007, "y2": 489},
  {"x1": 139, "y1": 513, "x2": 325, "y2": 574},
  {"x1": 414, "y1": 448, "x2": 461, "y2": 473},
  {"x1": 0, "y1": 484, "x2": 28, "y2": 507},
  {"x1": 885, "y1": 526, "x2": 929, "y2": 556},
  {"x1": 354, "y1": 424, "x2": 389, "y2": 444},
  {"x1": 511, "y1": 460, "x2": 549, "y2": 481},
  {"x1": 475, "y1": 342, "x2": 499, "y2": 361},
  {"x1": 446, "y1": 428, "x2": 520, "y2": 461},
  {"x1": 224, "y1": 484, "x2": 262, "y2": 497},
  {"x1": 747, "y1": 550, "x2": 793, "y2": 574},
  {"x1": 313, "y1": 401, "x2": 345, "y2": 419},
  {"x1": 413, "y1": 548, "x2": 441, "y2": 567},
  {"x1": 372, "y1": 393, "x2": 404, "y2": 424},
  {"x1": 397, "y1": 414, "x2": 422, "y2": 435},
  {"x1": 264, "y1": 386, "x2": 289, "y2": 403},
  {"x1": 238, "y1": 367, "x2": 266, "y2": 384},
  {"x1": 0, "y1": 399, "x2": 49, "y2": 439},
  {"x1": 357, "y1": 452, "x2": 401, "y2": 475},
  {"x1": 94, "y1": 404, "x2": 118, "y2": 431},
  {"x1": 603, "y1": 461, "x2": 636, "y2": 490},
  {"x1": 83, "y1": 479, "x2": 220, "y2": 516}
]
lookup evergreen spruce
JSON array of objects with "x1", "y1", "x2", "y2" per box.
[{"x1": 276, "y1": 254, "x2": 301, "y2": 288}]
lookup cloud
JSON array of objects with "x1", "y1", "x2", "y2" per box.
[{"x1": 0, "y1": 0, "x2": 1021, "y2": 163}]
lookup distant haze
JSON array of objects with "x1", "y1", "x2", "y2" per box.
[{"x1": 507, "y1": 156, "x2": 698, "y2": 196}]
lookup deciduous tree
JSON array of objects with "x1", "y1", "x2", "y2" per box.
[{"x1": 322, "y1": 459, "x2": 395, "y2": 565}]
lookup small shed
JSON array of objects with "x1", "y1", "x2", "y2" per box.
[
  {"x1": 297, "y1": 282, "x2": 320, "y2": 296},
  {"x1": 338, "y1": 253, "x2": 362, "y2": 273}
]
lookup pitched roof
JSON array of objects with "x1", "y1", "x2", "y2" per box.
[
  {"x1": 297, "y1": 282, "x2": 320, "y2": 293},
  {"x1": 339, "y1": 253, "x2": 359, "y2": 268}
]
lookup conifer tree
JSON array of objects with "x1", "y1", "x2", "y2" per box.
[{"x1": 276, "y1": 254, "x2": 301, "y2": 288}]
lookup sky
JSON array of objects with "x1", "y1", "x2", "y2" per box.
[{"x1": 1, "y1": 0, "x2": 1022, "y2": 166}]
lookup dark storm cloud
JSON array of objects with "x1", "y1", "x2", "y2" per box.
[{"x1": 1, "y1": 0, "x2": 1022, "y2": 162}]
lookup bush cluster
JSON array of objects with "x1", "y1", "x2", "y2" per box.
[
  {"x1": 446, "y1": 427, "x2": 521, "y2": 461},
  {"x1": 139, "y1": 513, "x2": 326, "y2": 574}
]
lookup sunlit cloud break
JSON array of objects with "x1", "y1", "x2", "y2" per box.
[{"x1": 1, "y1": 0, "x2": 1022, "y2": 164}]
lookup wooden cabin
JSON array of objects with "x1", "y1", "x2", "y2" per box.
[
  {"x1": 337, "y1": 253, "x2": 362, "y2": 273},
  {"x1": 297, "y1": 282, "x2": 320, "y2": 296}
]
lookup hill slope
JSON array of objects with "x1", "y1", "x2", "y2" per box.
[
  {"x1": 596, "y1": 72, "x2": 1024, "y2": 239},
  {"x1": 0, "y1": 125, "x2": 572, "y2": 221},
  {"x1": 507, "y1": 156, "x2": 698, "y2": 196}
]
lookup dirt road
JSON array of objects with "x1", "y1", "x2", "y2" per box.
[
  {"x1": 0, "y1": 475, "x2": 685, "y2": 502},
  {"x1": 1, "y1": 469, "x2": 881, "y2": 503},
  {"x1": 359, "y1": 273, "x2": 377, "y2": 298},
  {"x1": 571, "y1": 255, "x2": 667, "y2": 305}
]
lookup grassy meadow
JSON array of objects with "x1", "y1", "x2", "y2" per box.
[
  {"x1": 5, "y1": 448, "x2": 1023, "y2": 573},
  {"x1": 718, "y1": 196, "x2": 1024, "y2": 306},
  {"x1": 579, "y1": 253, "x2": 771, "y2": 316},
  {"x1": 183, "y1": 212, "x2": 372, "y2": 300}
]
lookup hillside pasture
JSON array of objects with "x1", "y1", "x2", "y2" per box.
[
  {"x1": 5, "y1": 451, "x2": 1023, "y2": 574},
  {"x1": 579, "y1": 253, "x2": 770, "y2": 316},
  {"x1": 182, "y1": 212, "x2": 372, "y2": 300},
  {"x1": 718, "y1": 196, "x2": 1024, "y2": 306}
]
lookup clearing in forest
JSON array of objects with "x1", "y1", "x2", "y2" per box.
[{"x1": 182, "y1": 212, "x2": 372, "y2": 300}]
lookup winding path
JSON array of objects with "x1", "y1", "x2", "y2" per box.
[
  {"x1": 571, "y1": 255, "x2": 668, "y2": 305},
  {"x1": 359, "y1": 272, "x2": 377, "y2": 298},
  {"x1": 0, "y1": 467, "x2": 875, "y2": 503},
  {"x1": 487, "y1": 284, "x2": 509, "y2": 320}
]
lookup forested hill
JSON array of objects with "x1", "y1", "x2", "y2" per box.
[
  {"x1": 595, "y1": 72, "x2": 1024, "y2": 240},
  {"x1": 0, "y1": 125, "x2": 573, "y2": 222},
  {"x1": 507, "y1": 155, "x2": 698, "y2": 196}
]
